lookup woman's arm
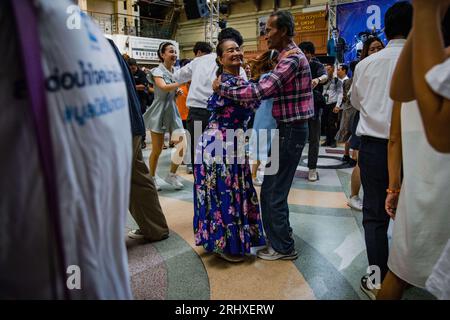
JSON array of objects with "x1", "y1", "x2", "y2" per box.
[
  {"x1": 412, "y1": 1, "x2": 450, "y2": 153},
  {"x1": 390, "y1": 33, "x2": 415, "y2": 102},
  {"x1": 153, "y1": 77, "x2": 179, "y2": 92},
  {"x1": 385, "y1": 102, "x2": 403, "y2": 220}
]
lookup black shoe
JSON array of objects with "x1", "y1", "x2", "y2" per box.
[
  {"x1": 342, "y1": 155, "x2": 351, "y2": 163},
  {"x1": 141, "y1": 141, "x2": 146, "y2": 149}
]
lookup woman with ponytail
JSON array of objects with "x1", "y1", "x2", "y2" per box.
[
  {"x1": 248, "y1": 50, "x2": 279, "y2": 186},
  {"x1": 193, "y1": 39, "x2": 266, "y2": 262},
  {"x1": 143, "y1": 41, "x2": 186, "y2": 191}
]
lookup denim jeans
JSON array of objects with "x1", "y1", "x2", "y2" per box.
[{"x1": 260, "y1": 121, "x2": 308, "y2": 254}]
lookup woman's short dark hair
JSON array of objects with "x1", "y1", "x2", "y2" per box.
[
  {"x1": 270, "y1": 10, "x2": 295, "y2": 38},
  {"x1": 193, "y1": 42, "x2": 213, "y2": 55},
  {"x1": 218, "y1": 28, "x2": 243, "y2": 47},
  {"x1": 157, "y1": 42, "x2": 174, "y2": 62}
]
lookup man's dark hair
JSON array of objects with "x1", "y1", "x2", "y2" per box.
[
  {"x1": 350, "y1": 60, "x2": 358, "y2": 74},
  {"x1": 127, "y1": 58, "x2": 138, "y2": 66},
  {"x1": 180, "y1": 59, "x2": 191, "y2": 67},
  {"x1": 339, "y1": 64, "x2": 349, "y2": 74},
  {"x1": 270, "y1": 10, "x2": 295, "y2": 38},
  {"x1": 299, "y1": 41, "x2": 315, "y2": 55},
  {"x1": 218, "y1": 28, "x2": 244, "y2": 47},
  {"x1": 384, "y1": 1, "x2": 413, "y2": 40},
  {"x1": 332, "y1": 27, "x2": 339, "y2": 32},
  {"x1": 193, "y1": 42, "x2": 213, "y2": 55}
]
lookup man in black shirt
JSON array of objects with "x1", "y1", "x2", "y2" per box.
[
  {"x1": 299, "y1": 42, "x2": 328, "y2": 182},
  {"x1": 128, "y1": 58, "x2": 150, "y2": 148}
]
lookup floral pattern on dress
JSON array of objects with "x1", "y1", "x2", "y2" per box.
[{"x1": 193, "y1": 73, "x2": 266, "y2": 255}]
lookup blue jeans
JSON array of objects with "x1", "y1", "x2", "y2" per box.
[{"x1": 260, "y1": 121, "x2": 308, "y2": 254}]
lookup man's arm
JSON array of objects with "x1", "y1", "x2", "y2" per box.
[
  {"x1": 312, "y1": 62, "x2": 328, "y2": 88},
  {"x1": 173, "y1": 61, "x2": 193, "y2": 84},
  {"x1": 336, "y1": 80, "x2": 344, "y2": 110},
  {"x1": 217, "y1": 56, "x2": 300, "y2": 102}
]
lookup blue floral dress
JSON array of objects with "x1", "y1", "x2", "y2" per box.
[{"x1": 193, "y1": 73, "x2": 266, "y2": 255}]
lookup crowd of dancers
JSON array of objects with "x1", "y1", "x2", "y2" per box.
[{"x1": 2, "y1": 0, "x2": 449, "y2": 300}]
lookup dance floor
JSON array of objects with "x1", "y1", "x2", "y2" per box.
[{"x1": 125, "y1": 138, "x2": 434, "y2": 300}]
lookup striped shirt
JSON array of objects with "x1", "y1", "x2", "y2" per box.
[{"x1": 218, "y1": 41, "x2": 314, "y2": 122}]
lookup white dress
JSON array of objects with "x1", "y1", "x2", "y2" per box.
[
  {"x1": 388, "y1": 97, "x2": 450, "y2": 289},
  {"x1": 424, "y1": 57, "x2": 450, "y2": 299}
]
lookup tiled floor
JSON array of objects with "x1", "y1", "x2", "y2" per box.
[{"x1": 125, "y1": 139, "x2": 434, "y2": 300}]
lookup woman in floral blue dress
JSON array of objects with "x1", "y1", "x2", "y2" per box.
[{"x1": 193, "y1": 39, "x2": 266, "y2": 262}]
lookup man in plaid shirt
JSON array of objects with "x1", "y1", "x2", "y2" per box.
[{"x1": 213, "y1": 10, "x2": 314, "y2": 261}]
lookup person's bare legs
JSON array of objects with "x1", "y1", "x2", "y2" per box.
[
  {"x1": 377, "y1": 270, "x2": 408, "y2": 300},
  {"x1": 169, "y1": 132, "x2": 186, "y2": 174},
  {"x1": 351, "y1": 165, "x2": 361, "y2": 197},
  {"x1": 252, "y1": 160, "x2": 261, "y2": 180},
  {"x1": 351, "y1": 150, "x2": 361, "y2": 197},
  {"x1": 344, "y1": 141, "x2": 350, "y2": 157},
  {"x1": 149, "y1": 131, "x2": 164, "y2": 177}
]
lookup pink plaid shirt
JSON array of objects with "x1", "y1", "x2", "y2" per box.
[{"x1": 218, "y1": 41, "x2": 314, "y2": 122}]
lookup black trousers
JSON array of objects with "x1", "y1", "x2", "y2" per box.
[
  {"x1": 307, "y1": 109, "x2": 321, "y2": 169},
  {"x1": 187, "y1": 107, "x2": 211, "y2": 166},
  {"x1": 327, "y1": 103, "x2": 339, "y2": 144},
  {"x1": 359, "y1": 136, "x2": 390, "y2": 280}
]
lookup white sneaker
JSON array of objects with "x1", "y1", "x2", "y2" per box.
[
  {"x1": 256, "y1": 245, "x2": 298, "y2": 261},
  {"x1": 308, "y1": 169, "x2": 318, "y2": 182},
  {"x1": 152, "y1": 176, "x2": 161, "y2": 191},
  {"x1": 164, "y1": 173, "x2": 184, "y2": 190},
  {"x1": 128, "y1": 229, "x2": 145, "y2": 240},
  {"x1": 348, "y1": 195, "x2": 363, "y2": 211},
  {"x1": 253, "y1": 176, "x2": 263, "y2": 186}
]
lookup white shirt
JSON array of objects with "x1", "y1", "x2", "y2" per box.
[
  {"x1": 351, "y1": 39, "x2": 406, "y2": 139},
  {"x1": 337, "y1": 75, "x2": 349, "y2": 108},
  {"x1": 426, "y1": 57, "x2": 450, "y2": 100},
  {"x1": 173, "y1": 53, "x2": 247, "y2": 110}
]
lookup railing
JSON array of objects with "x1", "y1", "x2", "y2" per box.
[{"x1": 86, "y1": 11, "x2": 175, "y2": 38}]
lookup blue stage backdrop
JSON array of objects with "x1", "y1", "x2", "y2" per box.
[{"x1": 336, "y1": 0, "x2": 408, "y2": 64}]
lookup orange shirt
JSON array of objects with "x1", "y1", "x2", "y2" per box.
[{"x1": 176, "y1": 83, "x2": 190, "y2": 121}]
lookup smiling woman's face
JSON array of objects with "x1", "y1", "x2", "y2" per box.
[{"x1": 218, "y1": 40, "x2": 243, "y2": 69}]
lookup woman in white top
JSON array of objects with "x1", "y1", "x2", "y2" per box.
[
  {"x1": 378, "y1": 0, "x2": 450, "y2": 300},
  {"x1": 143, "y1": 42, "x2": 186, "y2": 190}
]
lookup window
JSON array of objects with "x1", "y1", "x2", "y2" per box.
[{"x1": 123, "y1": 1, "x2": 127, "y2": 11}]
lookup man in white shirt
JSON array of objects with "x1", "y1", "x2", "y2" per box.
[
  {"x1": 322, "y1": 63, "x2": 343, "y2": 148},
  {"x1": 350, "y1": 1, "x2": 413, "y2": 300},
  {"x1": 173, "y1": 29, "x2": 247, "y2": 172}
]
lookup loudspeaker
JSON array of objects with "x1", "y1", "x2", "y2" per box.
[{"x1": 184, "y1": 0, "x2": 209, "y2": 20}]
